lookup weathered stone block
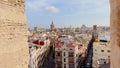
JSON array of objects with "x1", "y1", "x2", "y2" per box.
[
  {"x1": 110, "y1": 0, "x2": 120, "y2": 68},
  {"x1": 0, "y1": 0, "x2": 29, "y2": 68}
]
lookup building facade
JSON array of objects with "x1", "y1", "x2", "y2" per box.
[
  {"x1": 54, "y1": 35, "x2": 86, "y2": 68},
  {"x1": 92, "y1": 40, "x2": 110, "y2": 68},
  {"x1": 29, "y1": 38, "x2": 51, "y2": 68},
  {"x1": 55, "y1": 42, "x2": 78, "y2": 68}
]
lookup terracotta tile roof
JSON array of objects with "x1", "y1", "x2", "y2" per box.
[
  {"x1": 55, "y1": 42, "x2": 62, "y2": 48},
  {"x1": 66, "y1": 43, "x2": 77, "y2": 48}
]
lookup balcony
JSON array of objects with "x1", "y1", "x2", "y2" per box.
[
  {"x1": 68, "y1": 52, "x2": 74, "y2": 57},
  {"x1": 69, "y1": 58, "x2": 74, "y2": 63},
  {"x1": 55, "y1": 58, "x2": 62, "y2": 64}
]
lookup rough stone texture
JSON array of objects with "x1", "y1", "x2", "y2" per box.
[
  {"x1": 110, "y1": 0, "x2": 120, "y2": 68},
  {"x1": 0, "y1": 0, "x2": 29, "y2": 68}
]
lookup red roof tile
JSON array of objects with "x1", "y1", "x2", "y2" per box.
[{"x1": 55, "y1": 42, "x2": 62, "y2": 48}]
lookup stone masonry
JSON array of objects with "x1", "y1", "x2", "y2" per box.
[
  {"x1": 110, "y1": 0, "x2": 120, "y2": 68},
  {"x1": 0, "y1": 0, "x2": 29, "y2": 68}
]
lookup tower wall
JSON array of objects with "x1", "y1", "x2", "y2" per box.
[
  {"x1": 110, "y1": 0, "x2": 120, "y2": 68},
  {"x1": 0, "y1": 0, "x2": 29, "y2": 68}
]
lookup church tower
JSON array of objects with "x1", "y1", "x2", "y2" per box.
[{"x1": 50, "y1": 21, "x2": 55, "y2": 31}]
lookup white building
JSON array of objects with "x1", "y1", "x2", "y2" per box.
[
  {"x1": 92, "y1": 40, "x2": 110, "y2": 68},
  {"x1": 29, "y1": 38, "x2": 51, "y2": 68},
  {"x1": 55, "y1": 42, "x2": 78, "y2": 68},
  {"x1": 55, "y1": 35, "x2": 87, "y2": 68},
  {"x1": 29, "y1": 47, "x2": 41, "y2": 68}
]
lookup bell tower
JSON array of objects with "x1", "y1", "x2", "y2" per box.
[{"x1": 50, "y1": 21, "x2": 55, "y2": 31}]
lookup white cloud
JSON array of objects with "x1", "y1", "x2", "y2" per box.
[
  {"x1": 26, "y1": 0, "x2": 109, "y2": 15},
  {"x1": 26, "y1": 0, "x2": 48, "y2": 10},
  {"x1": 26, "y1": 0, "x2": 61, "y2": 14},
  {"x1": 45, "y1": 6, "x2": 60, "y2": 13}
]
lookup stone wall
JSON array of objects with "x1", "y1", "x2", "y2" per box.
[
  {"x1": 110, "y1": 0, "x2": 120, "y2": 68},
  {"x1": 0, "y1": 0, "x2": 29, "y2": 68}
]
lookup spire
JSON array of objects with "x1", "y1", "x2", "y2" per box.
[
  {"x1": 51, "y1": 20, "x2": 54, "y2": 25},
  {"x1": 50, "y1": 20, "x2": 55, "y2": 31}
]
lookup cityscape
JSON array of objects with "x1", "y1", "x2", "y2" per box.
[
  {"x1": 28, "y1": 22, "x2": 110, "y2": 68},
  {"x1": 27, "y1": 1, "x2": 111, "y2": 67},
  {"x1": 1, "y1": 0, "x2": 120, "y2": 68}
]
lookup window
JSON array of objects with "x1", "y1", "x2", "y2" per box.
[
  {"x1": 69, "y1": 52, "x2": 74, "y2": 57},
  {"x1": 69, "y1": 64, "x2": 74, "y2": 68},
  {"x1": 107, "y1": 50, "x2": 111, "y2": 53},
  {"x1": 101, "y1": 50, "x2": 104, "y2": 52},
  {"x1": 64, "y1": 52, "x2": 66, "y2": 56},
  {"x1": 69, "y1": 58, "x2": 74, "y2": 63},
  {"x1": 70, "y1": 49, "x2": 73, "y2": 50},
  {"x1": 57, "y1": 64, "x2": 62, "y2": 68},
  {"x1": 76, "y1": 54, "x2": 78, "y2": 57},
  {"x1": 57, "y1": 52, "x2": 61, "y2": 56},
  {"x1": 108, "y1": 56, "x2": 110, "y2": 59},
  {"x1": 64, "y1": 64, "x2": 66, "y2": 68},
  {"x1": 64, "y1": 58, "x2": 66, "y2": 62},
  {"x1": 56, "y1": 58, "x2": 62, "y2": 62}
]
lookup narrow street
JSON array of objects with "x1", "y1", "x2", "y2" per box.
[
  {"x1": 80, "y1": 38, "x2": 94, "y2": 68},
  {"x1": 46, "y1": 46, "x2": 55, "y2": 68},
  {"x1": 41, "y1": 45, "x2": 55, "y2": 68}
]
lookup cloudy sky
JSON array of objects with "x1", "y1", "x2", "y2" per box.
[{"x1": 26, "y1": 0, "x2": 110, "y2": 28}]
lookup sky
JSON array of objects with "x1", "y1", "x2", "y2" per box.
[{"x1": 26, "y1": 0, "x2": 110, "y2": 28}]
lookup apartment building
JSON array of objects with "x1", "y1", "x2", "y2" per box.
[
  {"x1": 54, "y1": 35, "x2": 86, "y2": 68},
  {"x1": 29, "y1": 38, "x2": 51, "y2": 68},
  {"x1": 92, "y1": 38, "x2": 110, "y2": 68}
]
